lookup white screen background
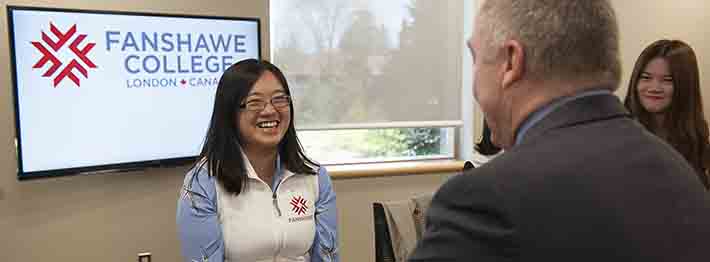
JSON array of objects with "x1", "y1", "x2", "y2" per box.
[{"x1": 10, "y1": 9, "x2": 259, "y2": 174}]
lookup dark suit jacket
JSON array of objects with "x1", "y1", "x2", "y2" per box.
[{"x1": 409, "y1": 94, "x2": 710, "y2": 261}]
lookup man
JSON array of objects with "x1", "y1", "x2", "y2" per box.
[{"x1": 409, "y1": 0, "x2": 710, "y2": 261}]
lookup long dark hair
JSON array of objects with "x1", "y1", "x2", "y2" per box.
[
  {"x1": 624, "y1": 39, "x2": 709, "y2": 188},
  {"x1": 195, "y1": 59, "x2": 318, "y2": 195},
  {"x1": 475, "y1": 120, "x2": 501, "y2": 156}
]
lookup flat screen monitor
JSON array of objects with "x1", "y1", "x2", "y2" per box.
[{"x1": 7, "y1": 6, "x2": 261, "y2": 179}]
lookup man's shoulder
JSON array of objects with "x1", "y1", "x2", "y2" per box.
[
  {"x1": 476, "y1": 118, "x2": 697, "y2": 192},
  {"x1": 435, "y1": 159, "x2": 512, "y2": 203}
]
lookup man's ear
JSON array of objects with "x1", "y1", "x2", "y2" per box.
[{"x1": 500, "y1": 39, "x2": 525, "y2": 89}]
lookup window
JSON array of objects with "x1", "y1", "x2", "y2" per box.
[
  {"x1": 299, "y1": 127, "x2": 455, "y2": 165},
  {"x1": 270, "y1": 0, "x2": 472, "y2": 164}
]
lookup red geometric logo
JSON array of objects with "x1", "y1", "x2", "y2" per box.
[
  {"x1": 289, "y1": 196, "x2": 308, "y2": 215},
  {"x1": 31, "y1": 23, "x2": 97, "y2": 87}
]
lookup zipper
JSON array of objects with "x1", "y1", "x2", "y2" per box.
[
  {"x1": 271, "y1": 172, "x2": 296, "y2": 217},
  {"x1": 271, "y1": 172, "x2": 294, "y2": 260},
  {"x1": 272, "y1": 194, "x2": 282, "y2": 217},
  {"x1": 272, "y1": 173, "x2": 286, "y2": 217},
  {"x1": 270, "y1": 180, "x2": 282, "y2": 261}
]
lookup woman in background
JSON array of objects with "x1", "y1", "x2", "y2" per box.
[
  {"x1": 177, "y1": 59, "x2": 339, "y2": 262},
  {"x1": 471, "y1": 120, "x2": 502, "y2": 168},
  {"x1": 624, "y1": 39, "x2": 709, "y2": 189}
]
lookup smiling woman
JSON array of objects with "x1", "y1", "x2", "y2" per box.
[
  {"x1": 624, "y1": 39, "x2": 710, "y2": 189},
  {"x1": 237, "y1": 70, "x2": 292, "y2": 156},
  {"x1": 176, "y1": 59, "x2": 339, "y2": 262}
]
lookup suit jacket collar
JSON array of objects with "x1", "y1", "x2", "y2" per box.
[
  {"x1": 517, "y1": 92, "x2": 631, "y2": 146},
  {"x1": 515, "y1": 89, "x2": 613, "y2": 145}
]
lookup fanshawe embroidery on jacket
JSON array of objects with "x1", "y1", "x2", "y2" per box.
[
  {"x1": 290, "y1": 195, "x2": 309, "y2": 215},
  {"x1": 289, "y1": 215, "x2": 314, "y2": 223},
  {"x1": 288, "y1": 195, "x2": 314, "y2": 223}
]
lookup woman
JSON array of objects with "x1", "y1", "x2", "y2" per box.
[
  {"x1": 624, "y1": 39, "x2": 709, "y2": 189},
  {"x1": 470, "y1": 120, "x2": 503, "y2": 168},
  {"x1": 177, "y1": 59, "x2": 339, "y2": 262}
]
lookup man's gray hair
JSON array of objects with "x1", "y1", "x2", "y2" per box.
[{"x1": 478, "y1": 0, "x2": 621, "y2": 86}]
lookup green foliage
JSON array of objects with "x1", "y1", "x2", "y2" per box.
[
  {"x1": 326, "y1": 127, "x2": 441, "y2": 158},
  {"x1": 400, "y1": 127, "x2": 441, "y2": 155},
  {"x1": 356, "y1": 128, "x2": 441, "y2": 157},
  {"x1": 364, "y1": 129, "x2": 410, "y2": 157}
]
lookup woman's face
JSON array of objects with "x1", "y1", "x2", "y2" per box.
[
  {"x1": 237, "y1": 71, "x2": 291, "y2": 153},
  {"x1": 636, "y1": 57, "x2": 674, "y2": 113}
]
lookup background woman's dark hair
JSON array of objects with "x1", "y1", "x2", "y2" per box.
[
  {"x1": 475, "y1": 120, "x2": 501, "y2": 156},
  {"x1": 624, "y1": 39, "x2": 709, "y2": 188},
  {"x1": 195, "y1": 59, "x2": 318, "y2": 195}
]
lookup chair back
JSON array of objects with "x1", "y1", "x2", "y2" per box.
[{"x1": 373, "y1": 202, "x2": 396, "y2": 262}]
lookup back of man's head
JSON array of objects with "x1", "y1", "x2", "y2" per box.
[{"x1": 477, "y1": 0, "x2": 621, "y2": 88}]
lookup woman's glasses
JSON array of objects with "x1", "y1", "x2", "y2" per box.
[{"x1": 239, "y1": 95, "x2": 291, "y2": 112}]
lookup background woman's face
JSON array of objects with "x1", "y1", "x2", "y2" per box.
[
  {"x1": 637, "y1": 57, "x2": 674, "y2": 113},
  {"x1": 237, "y1": 71, "x2": 291, "y2": 153}
]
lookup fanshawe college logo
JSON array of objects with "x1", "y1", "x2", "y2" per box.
[
  {"x1": 288, "y1": 195, "x2": 313, "y2": 223},
  {"x1": 290, "y1": 195, "x2": 308, "y2": 216},
  {"x1": 31, "y1": 23, "x2": 97, "y2": 87}
]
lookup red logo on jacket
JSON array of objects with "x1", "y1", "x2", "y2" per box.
[
  {"x1": 290, "y1": 195, "x2": 308, "y2": 215},
  {"x1": 31, "y1": 22, "x2": 97, "y2": 87}
]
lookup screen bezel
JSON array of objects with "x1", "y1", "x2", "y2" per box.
[{"x1": 7, "y1": 5, "x2": 262, "y2": 180}]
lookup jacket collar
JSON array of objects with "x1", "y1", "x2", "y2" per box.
[
  {"x1": 241, "y1": 149, "x2": 260, "y2": 180},
  {"x1": 515, "y1": 89, "x2": 612, "y2": 145},
  {"x1": 240, "y1": 149, "x2": 293, "y2": 185},
  {"x1": 517, "y1": 92, "x2": 631, "y2": 147}
]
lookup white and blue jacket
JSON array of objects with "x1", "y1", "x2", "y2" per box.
[{"x1": 177, "y1": 157, "x2": 338, "y2": 262}]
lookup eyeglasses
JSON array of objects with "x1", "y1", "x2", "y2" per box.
[{"x1": 239, "y1": 95, "x2": 291, "y2": 112}]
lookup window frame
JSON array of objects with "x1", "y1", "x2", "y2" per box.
[{"x1": 269, "y1": 0, "x2": 477, "y2": 165}]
